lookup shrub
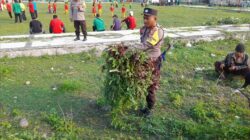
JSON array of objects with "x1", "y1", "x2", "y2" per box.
[{"x1": 100, "y1": 44, "x2": 154, "y2": 128}]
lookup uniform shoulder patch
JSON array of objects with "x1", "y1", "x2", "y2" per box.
[{"x1": 146, "y1": 28, "x2": 159, "y2": 46}]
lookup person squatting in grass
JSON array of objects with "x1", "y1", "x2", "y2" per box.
[
  {"x1": 70, "y1": 0, "x2": 87, "y2": 41},
  {"x1": 139, "y1": 8, "x2": 164, "y2": 116},
  {"x1": 214, "y1": 43, "x2": 250, "y2": 88}
]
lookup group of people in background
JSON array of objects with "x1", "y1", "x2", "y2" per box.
[
  {"x1": 92, "y1": 1, "x2": 132, "y2": 18},
  {"x1": 1, "y1": 0, "x2": 37, "y2": 23},
  {"x1": 0, "y1": 0, "x2": 138, "y2": 40},
  {"x1": 48, "y1": 0, "x2": 59, "y2": 14},
  {"x1": 4, "y1": 0, "x2": 27, "y2": 23},
  {"x1": 92, "y1": 1, "x2": 136, "y2": 32},
  {"x1": 29, "y1": 14, "x2": 65, "y2": 34},
  {"x1": 0, "y1": 0, "x2": 65, "y2": 34},
  {"x1": 92, "y1": 10, "x2": 136, "y2": 32}
]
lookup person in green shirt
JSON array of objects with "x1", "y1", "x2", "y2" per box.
[
  {"x1": 92, "y1": 14, "x2": 105, "y2": 32},
  {"x1": 12, "y1": 0, "x2": 22, "y2": 23}
]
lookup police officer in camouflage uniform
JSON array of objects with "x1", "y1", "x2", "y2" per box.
[{"x1": 139, "y1": 8, "x2": 164, "y2": 116}]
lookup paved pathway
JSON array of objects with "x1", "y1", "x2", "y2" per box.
[{"x1": 0, "y1": 24, "x2": 249, "y2": 58}]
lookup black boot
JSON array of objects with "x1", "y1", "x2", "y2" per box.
[
  {"x1": 75, "y1": 32, "x2": 80, "y2": 41},
  {"x1": 74, "y1": 36, "x2": 80, "y2": 41},
  {"x1": 139, "y1": 108, "x2": 152, "y2": 117},
  {"x1": 83, "y1": 34, "x2": 87, "y2": 41}
]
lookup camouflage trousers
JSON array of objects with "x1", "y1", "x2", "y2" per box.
[{"x1": 146, "y1": 56, "x2": 162, "y2": 110}]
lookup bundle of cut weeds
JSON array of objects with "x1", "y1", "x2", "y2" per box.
[{"x1": 100, "y1": 44, "x2": 154, "y2": 128}]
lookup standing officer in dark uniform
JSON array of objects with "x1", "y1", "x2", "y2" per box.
[
  {"x1": 139, "y1": 8, "x2": 164, "y2": 116},
  {"x1": 70, "y1": 0, "x2": 87, "y2": 41}
]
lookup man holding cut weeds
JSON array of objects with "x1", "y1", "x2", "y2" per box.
[{"x1": 139, "y1": 8, "x2": 164, "y2": 116}]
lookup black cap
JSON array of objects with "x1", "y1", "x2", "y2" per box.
[
  {"x1": 235, "y1": 43, "x2": 245, "y2": 53},
  {"x1": 143, "y1": 8, "x2": 157, "y2": 16}
]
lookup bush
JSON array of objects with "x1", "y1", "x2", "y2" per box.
[{"x1": 100, "y1": 44, "x2": 154, "y2": 128}]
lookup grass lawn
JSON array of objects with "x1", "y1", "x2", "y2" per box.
[
  {"x1": 0, "y1": 3, "x2": 250, "y2": 35},
  {"x1": 0, "y1": 39, "x2": 250, "y2": 139}
]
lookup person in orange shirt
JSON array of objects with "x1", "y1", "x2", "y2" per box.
[
  {"x1": 97, "y1": 1, "x2": 102, "y2": 16},
  {"x1": 92, "y1": 2, "x2": 96, "y2": 17},
  {"x1": 121, "y1": 4, "x2": 126, "y2": 19},
  {"x1": 6, "y1": 0, "x2": 12, "y2": 18},
  {"x1": 53, "y1": 1, "x2": 56, "y2": 14},
  {"x1": 110, "y1": 3, "x2": 114, "y2": 17},
  {"x1": 64, "y1": 1, "x2": 68, "y2": 14},
  {"x1": 48, "y1": 1, "x2": 52, "y2": 13}
]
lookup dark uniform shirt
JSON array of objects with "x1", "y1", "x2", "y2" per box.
[
  {"x1": 224, "y1": 52, "x2": 250, "y2": 70},
  {"x1": 30, "y1": 20, "x2": 43, "y2": 34}
]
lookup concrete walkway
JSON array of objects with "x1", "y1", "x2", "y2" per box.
[{"x1": 0, "y1": 24, "x2": 250, "y2": 58}]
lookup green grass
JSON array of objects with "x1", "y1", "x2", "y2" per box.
[
  {"x1": 0, "y1": 39, "x2": 250, "y2": 139},
  {"x1": 0, "y1": 3, "x2": 250, "y2": 35}
]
